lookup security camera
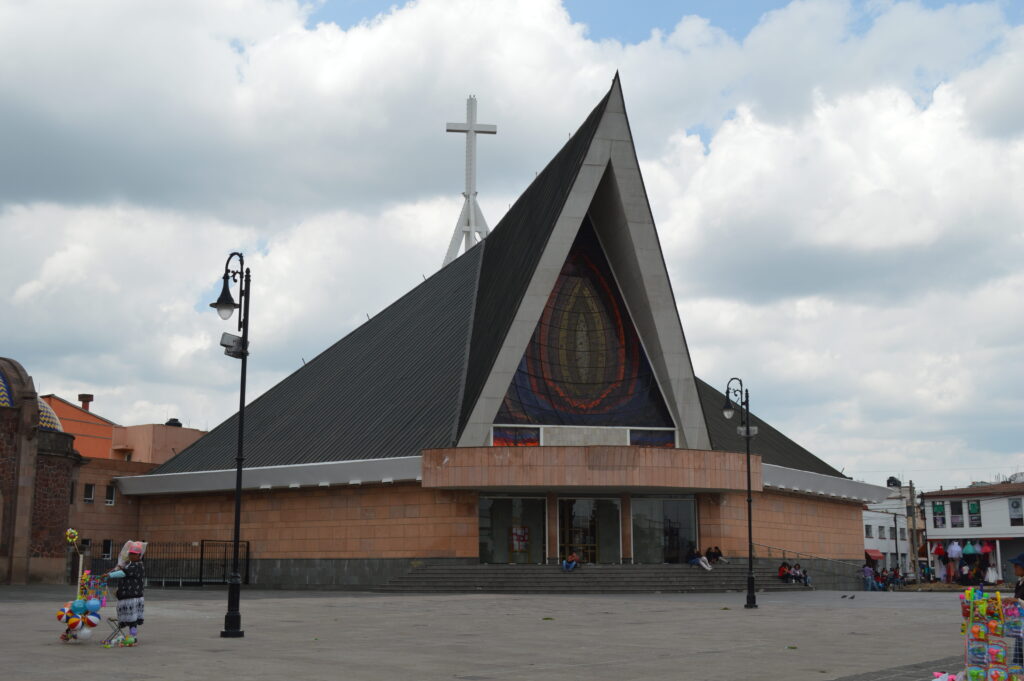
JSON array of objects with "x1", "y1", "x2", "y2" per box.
[{"x1": 220, "y1": 332, "x2": 248, "y2": 359}]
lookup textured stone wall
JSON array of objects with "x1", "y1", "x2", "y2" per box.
[
  {"x1": 29, "y1": 452, "x2": 75, "y2": 558},
  {"x1": 698, "y1": 489, "x2": 865, "y2": 560},
  {"x1": 138, "y1": 482, "x2": 480, "y2": 560},
  {"x1": 0, "y1": 408, "x2": 18, "y2": 561}
]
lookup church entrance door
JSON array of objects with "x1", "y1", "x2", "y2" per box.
[
  {"x1": 558, "y1": 498, "x2": 621, "y2": 564},
  {"x1": 478, "y1": 497, "x2": 547, "y2": 564}
]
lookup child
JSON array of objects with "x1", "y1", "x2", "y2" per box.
[
  {"x1": 104, "y1": 541, "x2": 146, "y2": 646},
  {"x1": 562, "y1": 550, "x2": 580, "y2": 572}
]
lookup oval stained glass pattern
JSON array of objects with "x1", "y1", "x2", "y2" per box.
[{"x1": 496, "y1": 219, "x2": 673, "y2": 427}]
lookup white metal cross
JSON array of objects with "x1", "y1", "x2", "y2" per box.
[{"x1": 443, "y1": 95, "x2": 496, "y2": 265}]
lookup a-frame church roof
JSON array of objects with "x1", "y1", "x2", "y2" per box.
[{"x1": 152, "y1": 76, "x2": 845, "y2": 481}]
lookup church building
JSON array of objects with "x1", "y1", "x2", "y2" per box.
[{"x1": 118, "y1": 76, "x2": 888, "y2": 587}]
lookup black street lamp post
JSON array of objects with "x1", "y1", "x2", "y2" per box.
[
  {"x1": 210, "y1": 251, "x2": 250, "y2": 638},
  {"x1": 722, "y1": 377, "x2": 758, "y2": 609}
]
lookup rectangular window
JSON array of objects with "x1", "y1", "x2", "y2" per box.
[
  {"x1": 80, "y1": 538, "x2": 91, "y2": 552},
  {"x1": 101, "y1": 539, "x2": 113, "y2": 560},
  {"x1": 629, "y1": 429, "x2": 675, "y2": 448},
  {"x1": 878, "y1": 526, "x2": 886, "y2": 540},
  {"x1": 1010, "y1": 498, "x2": 1024, "y2": 527},
  {"x1": 105, "y1": 485, "x2": 116, "y2": 506},
  {"x1": 968, "y1": 499, "x2": 982, "y2": 528},
  {"x1": 492, "y1": 426, "x2": 540, "y2": 447},
  {"x1": 950, "y1": 500, "x2": 964, "y2": 528},
  {"x1": 83, "y1": 483, "x2": 95, "y2": 504},
  {"x1": 899, "y1": 527, "x2": 906, "y2": 541},
  {"x1": 932, "y1": 501, "x2": 946, "y2": 528},
  {"x1": 865, "y1": 524, "x2": 873, "y2": 538}
]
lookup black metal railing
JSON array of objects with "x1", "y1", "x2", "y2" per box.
[{"x1": 88, "y1": 540, "x2": 250, "y2": 587}]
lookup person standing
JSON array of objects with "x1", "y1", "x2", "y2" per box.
[{"x1": 104, "y1": 541, "x2": 146, "y2": 646}]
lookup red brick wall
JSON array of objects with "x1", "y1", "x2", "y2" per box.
[
  {"x1": 70, "y1": 458, "x2": 152, "y2": 551},
  {"x1": 138, "y1": 483, "x2": 479, "y2": 560},
  {"x1": 698, "y1": 490, "x2": 865, "y2": 560}
]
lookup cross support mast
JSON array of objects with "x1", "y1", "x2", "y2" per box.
[{"x1": 444, "y1": 96, "x2": 496, "y2": 265}]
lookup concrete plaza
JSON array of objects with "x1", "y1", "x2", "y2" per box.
[{"x1": 1, "y1": 586, "x2": 964, "y2": 681}]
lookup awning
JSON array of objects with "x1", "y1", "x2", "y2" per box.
[{"x1": 865, "y1": 549, "x2": 885, "y2": 560}]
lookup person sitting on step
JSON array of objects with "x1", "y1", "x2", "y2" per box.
[
  {"x1": 686, "y1": 547, "x2": 713, "y2": 571},
  {"x1": 562, "y1": 550, "x2": 580, "y2": 572},
  {"x1": 713, "y1": 546, "x2": 730, "y2": 564},
  {"x1": 778, "y1": 561, "x2": 792, "y2": 582}
]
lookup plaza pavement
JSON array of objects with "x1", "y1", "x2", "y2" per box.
[{"x1": 0, "y1": 586, "x2": 965, "y2": 681}]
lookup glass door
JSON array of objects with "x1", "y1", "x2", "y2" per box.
[
  {"x1": 558, "y1": 498, "x2": 621, "y2": 564},
  {"x1": 478, "y1": 497, "x2": 546, "y2": 564}
]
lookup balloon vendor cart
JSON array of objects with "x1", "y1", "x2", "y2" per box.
[
  {"x1": 55, "y1": 528, "x2": 107, "y2": 643},
  {"x1": 954, "y1": 586, "x2": 1024, "y2": 681}
]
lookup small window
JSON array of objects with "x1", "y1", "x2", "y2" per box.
[
  {"x1": 80, "y1": 538, "x2": 91, "y2": 552},
  {"x1": 932, "y1": 501, "x2": 946, "y2": 528},
  {"x1": 899, "y1": 527, "x2": 906, "y2": 541},
  {"x1": 950, "y1": 500, "x2": 964, "y2": 528},
  {"x1": 105, "y1": 485, "x2": 116, "y2": 506},
  {"x1": 629, "y1": 429, "x2": 675, "y2": 448},
  {"x1": 865, "y1": 524, "x2": 873, "y2": 538},
  {"x1": 69, "y1": 481, "x2": 76, "y2": 505},
  {"x1": 968, "y1": 499, "x2": 982, "y2": 528},
  {"x1": 1010, "y1": 498, "x2": 1023, "y2": 527},
  {"x1": 83, "y1": 483, "x2": 95, "y2": 504},
  {"x1": 492, "y1": 426, "x2": 540, "y2": 447},
  {"x1": 101, "y1": 539, "x2": 113, "y2": 560},
  {"x1": 878, "y1": 526, "x2": 886, "y2": 540}
]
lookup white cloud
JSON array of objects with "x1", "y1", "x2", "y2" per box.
[{"x1": 1, "y1": 0, "x2": 1022, "y2": 491}]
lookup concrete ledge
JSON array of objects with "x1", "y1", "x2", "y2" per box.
[{"x1": 422, "y1": 446, "x2": 761, "y2": 492}]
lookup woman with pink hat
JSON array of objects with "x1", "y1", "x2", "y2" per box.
[{"x1": 103, "y1": 540, "x2": 146, "y2": 646}]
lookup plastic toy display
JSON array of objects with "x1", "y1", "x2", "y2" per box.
[
  {"x1": 947, "y1": 587, "x2": 1024, "y2": 681},
  {"x1": 56, "y1": 528, "x2": 109, "y2": 644}
]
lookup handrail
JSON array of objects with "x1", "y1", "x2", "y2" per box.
[{"x1": 752, "y1": 543, "x2": 863, "y2": 576}]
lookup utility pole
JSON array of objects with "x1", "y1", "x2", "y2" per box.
[{"x1": 907, "y1": 480, "x2": 919, "y2": 578}]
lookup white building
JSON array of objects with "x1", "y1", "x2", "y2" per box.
[
  {"x1": 863, "y1": 488, "x2": 910, "y2": 571},
  {"x1": 921, "y1": 482, "x2": 1024, "y2": 583}
]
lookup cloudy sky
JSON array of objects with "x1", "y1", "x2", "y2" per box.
[{"x1": 2, "y1": 0, "x2": 1022, "y2": 491}]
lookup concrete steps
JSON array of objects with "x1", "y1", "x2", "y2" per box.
[{"x1": 373, "y1": 563, "x2": 810, "y2": 594}]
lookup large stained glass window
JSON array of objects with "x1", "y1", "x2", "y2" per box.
[{"x1": 496, "y1": 220, "x2": 673, "y2": 427}]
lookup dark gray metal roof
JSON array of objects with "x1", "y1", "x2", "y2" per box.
[
  {"x1": 695, "y1": 378, "x2": 845, "y2": 478},
  {"x1": 150, "y1": 244, "x2": 483, "y2": 474}
]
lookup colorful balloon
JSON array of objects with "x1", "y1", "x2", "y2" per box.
[
  {"x1": 66, "y1": 615, "x2": 83, "y2": 630},
  {"x1": 71, "y1": 599, "x2": 86, "y2": 615},
  {"x1": 86, "y1": 598, "x2": 101, "y2": 613},
  {"x1": 56, "y1": 607, "x2": 70, "y2": 623},
  {"x1": 84, "y1": 612, "x2": 100, "y2": 628}
]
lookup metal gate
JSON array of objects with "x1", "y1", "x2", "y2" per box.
[
  {"x1": 198, "y1": 540, "x2": 250, "y2": 586},
  {"x1": 88, "y1": 540, "x2": 249, "y2": 587}
]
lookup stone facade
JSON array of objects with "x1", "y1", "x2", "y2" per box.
[
  {"x1": 423, "y1": 446, "x2": 760, "y2": 492},
  {"x1": 139, "y1": 483, "x2": 479, "y2": 561},
  {"x1": 0, "y1": 357, "x2": 84, "y2": 583},
  {"x1": 698, "y1": 489, "x2": 866, "y2": 560}
]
